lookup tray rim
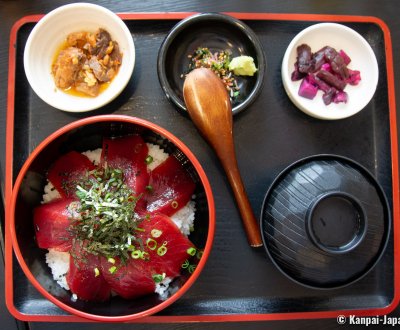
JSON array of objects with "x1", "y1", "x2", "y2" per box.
[{"x1": 4, "y1": 11, "x2": 399, "y2": 323}]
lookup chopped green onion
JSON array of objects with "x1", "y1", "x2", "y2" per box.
[
  {"x1": 157, "y1": 242, "x2": 168, "y2": 256},
  {"x1": 131, "y1": 250, "x2": 142, "y2": 259},
  {"x1": 187, "y1": 247, "x2": 196, "y2": 256},
  {"x1": 145, "y1": 155, "x2": 154, "y2": 165},
  {"x1": 151, "y1": 229, "x2": 162, "y2": 238},
  {"x1": 152, "y1": 273, "x2": 166, "y2": 284},
  {"x1": 171, "y1": 200, "x2": 179, "y2": 209},
  {"x1": 108, "y1": 257, "x2": 116, "y2": 264},
  {"x1": 146, "y1": 238, "x2": 157, "y2": 250},
  {"x1": 196, "y1": 250, "x2": 204, "y2": 259},
  {"x1": 109, "y1": 266, "x2": 117, "y2": 274},
  {"x1": 145, "y1": 185, "x2": 153, "y2": 192},
  {"x1": 94, "y1": 267, "x2": 100, "y2": 277},
  {"x1": 181, "y1": 259, "x2": 190, "y2": 269}
]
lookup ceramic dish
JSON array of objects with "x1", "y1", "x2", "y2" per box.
[
  {"x1": 260, "y1": 154, "x2": 390, "y2": 289},
  {"x1": 9, "y1": 115, "x2": 215, "y2": 321},
  {"x1": 157, "y1": 12, "x2": 266, "y2": 115},
  {"x1": 281, "y1": 23, "x2": 379, "y2": 120},
  {"x1": 23, "y1": 3, "x2": 135, "y2": 112}
]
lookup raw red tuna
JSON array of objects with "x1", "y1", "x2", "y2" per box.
[
  {"x1": 33, "y1": 198, "x2": 75, "y2": 251},
  {"x1": 101, "y1": 135, "x2": 150, "y2": 208},
  {"x1": 100, "y1": 256, "x2": 155, "y2": 299},
  {"x1": 47, "y1": 151, "x2": 95, "y2": 198},
  {"x1": 101, "y1": 213, "x2": 194, "y2": 299},
  {"x1": 138, "y1": 213, "x2": 194, "y2": 277},
  {"x1": 66, "y1": 240, "x2": 111, "y2": 302},
  {"x1": 144, "y1": 156, "x2": 196, "y2": 216}
]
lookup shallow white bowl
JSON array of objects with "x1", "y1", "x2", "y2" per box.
[
  {"x1": 281, "y1": 23, "x2": 379, "y2": 120},
  {"x1": 24, "y1": 3, "x2": 135, "y2": 112}
]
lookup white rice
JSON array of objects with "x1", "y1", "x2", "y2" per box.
[
  {"x1": 171, "y1": 199, "x2": 196, "y2": 236},
  {"x1": 81, "y1": 148, "x2": 102, "y2": 165},
  {"x1": 146, "y1": 143, "x2": 169, "y2": 170},
  {"x1": 154, "y1": 276, "x2": 173, "y2": 299},
  {"x1": 42, "y1": 182, "x2": 61, "y2": 203},
  {"x1": 45, "y1": 249, "x2": 70, "y2": 290},
  {"x1": 43, "y1": 144, "x2": 196, "y2": 299}
]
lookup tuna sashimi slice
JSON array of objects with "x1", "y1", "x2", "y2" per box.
[
  {"x1": 101, "y1": 213, "x2": 194, "y2": 299},
  {"x1": 100, "y1": 256, "x2": 155, "y2": 300},
  {"x1": 144, "y1": 156, "x2": 196, "y2": 216},
  {"x1": 101, "y1": 135, "x2": 150, "y2": 207},
  {"x1": 137, "y1": 213, "x2": 195, "y2": 277},
  {"x1": 66, "y1": 240, "x2": 111, "y2": 302},
  {"x1": 33, "y1": 198, "x2": 75, "y2": 252},
  {"x1": 47, "y1": 151, "x2": 95, "y2": 198}
]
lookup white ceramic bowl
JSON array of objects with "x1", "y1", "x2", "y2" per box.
[
  {"x1": 24, "y1": 3, "x2": 135, "y2": 112},
  {"x1": 281, "y1": 23, "x2": 379, "y2": 120}
]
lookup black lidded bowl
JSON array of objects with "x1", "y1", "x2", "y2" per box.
[{"x1": 260, "y1": 154, "x2": 391, "y2": 289}]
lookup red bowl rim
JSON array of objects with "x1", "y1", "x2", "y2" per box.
[{"x1": 9, "y1": 114, "x2": 216, "y2": 322}]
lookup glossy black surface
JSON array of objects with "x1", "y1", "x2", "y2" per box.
[
  {"x1": 13, "y1": 119, "x2": 211, "y2": 318},
  {"x1": 157, "y1": 12, "x2": 266, "y2": 115},
  {"x1": 6, "y1": 17, "x2": 395, "y2": 319},
  {"x1": 260, "y1": 155, "x2": 390, "y2": 289},
  {"x1": 2, "y1": 0, "x2": 400, "y2": 328}
]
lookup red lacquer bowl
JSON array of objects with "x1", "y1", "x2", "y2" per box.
[{"x1": 9, "y1": 115, "x2": 215, "y2": 322}]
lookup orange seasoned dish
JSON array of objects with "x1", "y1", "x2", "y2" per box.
[{"x1": 52, "y1": 29, "x2": 122, "y2": 97}]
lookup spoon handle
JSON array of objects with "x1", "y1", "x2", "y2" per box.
[{"x1": 216, "y1": 145, "x2": 263, "y2": 247}]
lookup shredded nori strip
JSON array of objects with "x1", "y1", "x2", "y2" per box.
[{"x1": 71, "y1": 167, "x2": 144, "y2": 263}]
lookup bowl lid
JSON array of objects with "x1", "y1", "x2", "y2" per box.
[{"x1": 260, "y1": 154, "x2": 390, "y2": 289}]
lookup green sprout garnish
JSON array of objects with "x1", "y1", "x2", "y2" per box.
[{"x1": 72, "y1": 167, "x2": 143, "y2": 263}]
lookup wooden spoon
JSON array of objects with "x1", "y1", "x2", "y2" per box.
[{"x1": 183, "y1": 68, "x2": 263, "y2": 247}]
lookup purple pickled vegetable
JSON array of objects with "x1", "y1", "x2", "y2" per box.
[
  {"x1": 339, "y1": 50, "x2": 351, "y2": 65},
  {"x1": 298, "y1": 76, "x2": 318, "y2": 99},
  {"x1": 308, "y1": 73, "x2": 331, "y2": 93},
  {"x1": 290, "y1": 44, "x2": 361, "y2": 106},
  {"x1": 346, "y1": 69, "x2": 361, "y2": 85},
  {"x1": 322, "y1": 88, "x2": 337, "y2": 105},
  {"x1": 311, "y1": 46, "x2": 328, "y2": 72},
  {"x1": 316, "y1": 70, "x2": 346, "y2": 91},
  {"x1": 333, "y1": 91, "x2": 348, "y2": 104},
  {"x1": 321, "y1": 63, "x2": 332, "y2": 73},
  {"x1": 291, "y1": 62, "x2": 306, "y2": 81},
  {"x1": 296, "y1": 44, "x2": 313, "y2": 73},
  {"x1": 324, "y1": 46, "x2": 349, "y2": 79}
]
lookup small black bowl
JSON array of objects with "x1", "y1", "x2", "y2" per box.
[
  {"x1": 157, "y1": 12, "x2": 266, "y2": 115},
  {"x1": 260, "y1": 155, "x2": 391, "y2": 289}
]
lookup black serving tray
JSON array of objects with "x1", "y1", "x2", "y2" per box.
[{"x1": 4, "y1": 13, "x2": 399, "y2": 322}]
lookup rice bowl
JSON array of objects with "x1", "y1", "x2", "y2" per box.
[{"x1": 10, "y1": 115, "x2": 215, "y2": 321}]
